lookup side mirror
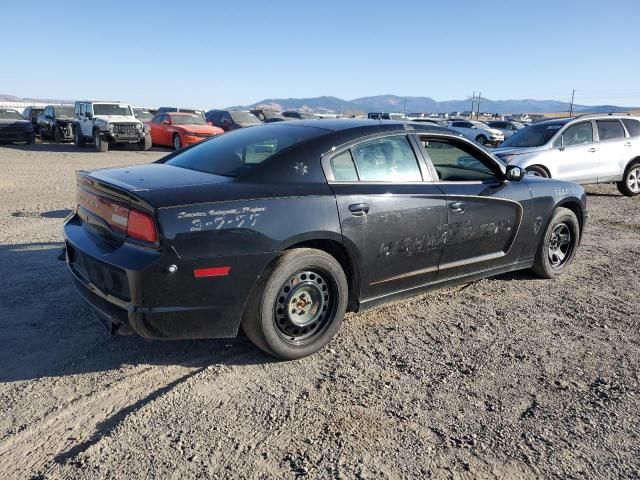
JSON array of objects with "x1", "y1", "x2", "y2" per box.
[
  {"x1": 161, "y1": 120, "x2": 170, "y2": 125},
  {"x1": 85, "y1": 112, "x2": 92, "y2": 119},
  {"x1": 207, "y1": 121, "x2": 213, "y2": 126},
  {"x1": 506, "y1": 165, "x2": 524, "y2": 182}
]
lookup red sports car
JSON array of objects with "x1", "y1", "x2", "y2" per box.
[{"x1": 148, "y1": 112, "x2": 224, "y2": 149}]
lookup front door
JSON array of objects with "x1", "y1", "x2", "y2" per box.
[
  {"x1": 419, "y1": 135, "x2": 532, "y2": 281},
  {"x1": 327, "y1": 134, "x2": 448, "y2": 301}
]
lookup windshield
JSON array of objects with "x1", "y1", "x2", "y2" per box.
[
  {"x1": 134, "y1": 109, "x2": 154, "y2": 121},
  {"x1": 471, "y1": 121, "x2": 489, "y2": 129},
  {"x1": 171, "y1": 114, "x2": 206, "y2": 125},
  {"x1": 512, "y1": 121, "x2": 525, "y2": 129},
  {"x1": 93, "y1": 104, "x2": 133, "y2": 116},
  {"x1": 55, "y1": 106, "x2": 74, "y2": 118},
  {"x1": 229, "y1": 111, "x2": 261, "y2": 124},
  {"x1": 165, "y1": 124, "x2": 325, "y2": 177},
  {"x1": 500, "y1": 122, "x2": 564, "y2": 147},
  {"x1": 0, "y1": 109, "x2": 24, "y2": 120}
]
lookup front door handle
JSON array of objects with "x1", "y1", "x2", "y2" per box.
[
  {"x1": 625, "y1": 142, "x2": 632, "y2": 147},
  {"x1": 348, "y1": 203, "x2": 369, "y2": 216},
  {"x1": 588, "y1": 147, "x2": 596, "y2": 152},
  {"x1": 450, "y1": 201, "x2": 465, "y2": 213}
]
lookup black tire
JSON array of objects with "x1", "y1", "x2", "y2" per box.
[
  {"x1": 526, "y1": 165, "x2": 550, "y2": 178},
  {"x1": 74, "y1": 126, "x2": 85, "y2": 147},
  {"x1": 173, "y1": 133, "x2": 182, "y2": 150},
  {"x1": 530, "y1": 207, "x2": 580, "y2": 279},
  {"x1": 241, "y1": 248, "x2": 348, "y2": 360},
  {"x1": 53, "y1": 126, "x2": 61, "y2": 144},
  {"x1": 94, "y1": 130, "x2": 108, "y2": 152},
  {"x1": 616, "y1": 161, "x2": 640, "y2": 197},
  {"x1": 138, "y1": 133, "x2": 152, "y2": 151},
  {"x1": 475, "y1": 135, "x2": 487, "y2": 145}
]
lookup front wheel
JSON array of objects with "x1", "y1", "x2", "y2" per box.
[
  {"x1": 530, "y1": 207, "x2": 580, "y2": 279},
  {"x1": 54, "y1": 126, "x2": 61, "y2": 143},
  {"x1": 526, "y1": 165, "x2": 550, "y2": 178},
  {"x1": 616, "y1": 161, "x2": 640, "y2": 197},
  {"x1": 475, "y1": 135, "x2": 487, "y2": 145},
  {"x1": 241, "y1": 248, "x2": 348, "y2": 360},
  {"x1": 173, "y1": 133, "x2": 182, "y2": 150},
  {"x1": 94, "y1": 130, "x2": 108, "y2": 152},
  {"x1": 74, "y1": 127, "x2": 85, "y2": 147}
]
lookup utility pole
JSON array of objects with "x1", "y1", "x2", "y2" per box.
[
  {"x1": 470, "y1": 91, "x2": 475, "y2": 117},
  {"x1": 569, "y1": 89, "x2": 575, "y2": 117},
  {"x1": 476, "y1": 91, "x2": 482, "y2": 119}
]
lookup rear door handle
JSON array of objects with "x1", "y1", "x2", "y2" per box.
[
  {"x1": 588, "y1": 147, "x2": 596, "y2": 152},
  {"x1": 625, "y1": 142, "x2": 632, "y2": 147},
  {"x1": 450, "y1": 201, "x2": 465, "y2": 213},
  {"x1": 348, "y1": 203, "x2": 369, "y2": 216}
]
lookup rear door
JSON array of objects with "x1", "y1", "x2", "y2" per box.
[
  {"x1": 418, "y1": 134, "x2": 532, "y2": 280},
  {"x1": 595, "y1": 119, "x2": 630, "y2": 182},
  {"x1": 325, "y1": 133, "x2": 448, "y2": 301}
]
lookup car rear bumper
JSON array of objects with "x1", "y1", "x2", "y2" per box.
[{"x1": 64, "y1": 214, "x2": 273, "y2": 340}]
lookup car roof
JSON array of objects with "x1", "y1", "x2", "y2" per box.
[{"x1": 270, "y1": 118, "x2": 453, "y2": 134}]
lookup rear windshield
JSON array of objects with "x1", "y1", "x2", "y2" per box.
[
  {"x1": 500, "y1": 122, "x2": 564, "y2": 147},
  {"x1": 229, "y1": 111, "x2": 261, "y2": 124},
  {"x1": 164, "y1": 124, "x2": 326, "y2": 177},
  {"x1": 134, "y1": 109, "x2": 154, "y2": 121}
]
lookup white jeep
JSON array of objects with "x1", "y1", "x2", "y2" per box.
[{"x1": 74, "y1": 101, "x2": 151, "y2": 152}]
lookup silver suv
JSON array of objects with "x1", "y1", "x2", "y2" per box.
[{"x1": 493, "y1": 114, "x2": 640, "y2": 196}]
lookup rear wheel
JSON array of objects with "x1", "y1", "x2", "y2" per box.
[
  {"x1": 241, "y1": 248, "x2": 348, "y2": 360},
  {"x1": 530, "y1": 207, "x2": 579, "y2": 279},
  {"x1": 526, "y1": 165, "x2": 550, "y2": 178},
  {"x1": 616, "y1": 161, "x2": 640, "y2": 197},
  {"x1": 74, "y1": 127, "x2": 85, "y2": 147},
  {"x1": 475, "y1": 135, "x2": 487, "y2": 145},
  {"x1": 173, "y1": 133, "x2": 182, "y2": 150},
  {"x1": 94, "y1": 130, "x2": 108, "y2": 152}
]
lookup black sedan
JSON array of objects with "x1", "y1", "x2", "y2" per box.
[
  {"x1": 0, "y1": 108, "x2": 35, "y2": 144},
  {"x1": 63, "y1": 120, "x2": 586, "y2": 359},
  {"x1": 37, "y1": 105, "x2": 75, "y2": 142}
]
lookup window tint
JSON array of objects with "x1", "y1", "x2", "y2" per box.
[
  {"x1": 622, "y1": 119, "x2": 640, "y2": 137},
  {"x1": 422, "y1": 139, "x2": 498, "y2": 182},
  {"x1": 330, "y1": 151, "x2": 358, "y2": 181},
  {"x1": 597, "y1": 120, "x2": 625, "y2": 141},
  {"x1": 351, "y1": 136, "x2": 422, "y2": 182},
  {"x1": 452, "y1": 121, "x2": 471, "y2": 128},
  {"x1": 562, "y1": 122, "x2": 593, "y2": 147}
]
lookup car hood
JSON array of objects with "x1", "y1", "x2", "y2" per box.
[
  {"x1": 0, "y1": 119, "x2": 31, "y2": 127},
  {"x1": 175, "y1": 125, "x2": 224, "y2": 135},
  {"x1": 94, "y1": 115, "x2": 142, "y2": 124},
  {"x1": 493, "y1": 145, "x2": 547, "y2": 156}
]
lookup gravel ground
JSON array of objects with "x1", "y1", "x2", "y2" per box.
[{"x1": 0, "y1": 142, "x2": 638, "y2": 480}]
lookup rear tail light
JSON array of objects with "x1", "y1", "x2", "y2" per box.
[{"x1": 127, "y1": 209, "x2": 158, "y2": 243}]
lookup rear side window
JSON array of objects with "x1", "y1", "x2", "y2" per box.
[
  {"x1": 597, "y1": 120, "x2": 625, "y2": 141},
  {"x1": 165, "y1": 124, "x2": 325, "y2": 178},
  {"x1": 330, "y1": 151, "x2": 358, "y2": 181},
  {"x1": 351, "y1": 136, "x2": 422, "y2": 182},
  {"x1": 622, "y1": 119, "x2": 640, "y2": 137},
  {"x1": 562, "y1": 122, "x2": 593, "y2": 147}
]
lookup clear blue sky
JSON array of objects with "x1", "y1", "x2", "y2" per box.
[{"x1": 3, "y1": 0, "x2": 640, "y2": 108}]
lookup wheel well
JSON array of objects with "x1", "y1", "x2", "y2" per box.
[
  {"x1": 558, "y1": 201, "x2": 584, "y2": 239},
  {"x1": 526, "y1": 164, "x2": 551, "y2": 177},
  {"x1": 286, "y1": 239, "x2": 360, "y2": 312},
  {"x1": 624, "y1": 156, "x2": 640, "y2": 173}
]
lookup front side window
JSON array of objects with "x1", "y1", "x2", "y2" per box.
[
  {"x1": 562, "y1": 122, "x2": 593, "y2": 147},
  {"x1": 422, "y1": 138, "x2": 498, "y2": 182},
  {"x1": 622, "y1": 119, "x2": 640, "y2": 137},
  {"x1": 596, "y1": 120, "x2": 625, "y2": 141},
  {"x1": 351, "y1": 136, "x2": 422, "y2": 182}
]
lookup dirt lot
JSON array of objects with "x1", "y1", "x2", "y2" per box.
[{"x1": 0, "y1": 142, "x2": 638, "y2": 480}]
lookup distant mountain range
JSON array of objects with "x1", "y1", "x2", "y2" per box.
[
  {"x1": 230, "y1": 94, "x2": 635, "y2": 115},
  {"x1": 2, "y1": 93, "x2": 635, "y2": 115}
]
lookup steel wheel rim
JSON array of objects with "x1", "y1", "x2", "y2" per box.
[
  {"x1": 174, "y1": 135, "x2": 181, "y2": 149},
  {"x1": 274, "y1": 270, "x2": 336, "y2": 346},
  {"x1": 548, "y1": 222, "x2": 572, "y2": 267},
  {"x1": 627, "y1": 168, "x2": 640, "y2": 193}
]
